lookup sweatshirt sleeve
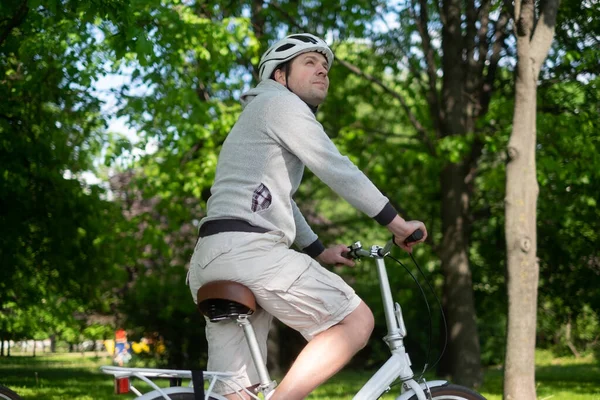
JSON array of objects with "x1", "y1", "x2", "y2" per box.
[{"x1": 265, "y1": 94, "x2": 397, "y2": 223}]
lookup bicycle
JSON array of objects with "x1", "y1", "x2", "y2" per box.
[
  {"x1": 102, "y1": 230, "x2": 486, "y2": 400},
  {"x1": 0, "y1": 385, "x2": 22, "y2": 400}
]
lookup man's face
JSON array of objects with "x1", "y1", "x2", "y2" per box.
[{"x1": 276, "y1": 52, "x2": 330, "y2": 107}]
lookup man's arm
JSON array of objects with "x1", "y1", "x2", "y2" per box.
[{"x1": 267, "y1": 94, "x2": 391, "y2": 219}]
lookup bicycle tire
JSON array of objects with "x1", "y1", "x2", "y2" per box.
[
  {"x1": 406, "y1": 383, "x2": 486, "y2": 400},
  {"x1": 0, "y1": 385, "x2": 22, "y2": 400},
  {"x1": 145, "y1": 393, "x2": 225, "y2": 400}
]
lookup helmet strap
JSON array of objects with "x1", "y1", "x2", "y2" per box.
[{"x1": 283, "y1": 64, "x2": 318, "y2": 114}]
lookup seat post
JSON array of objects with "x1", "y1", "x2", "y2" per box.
[{"x1": 237, "y1": 316, "x2": 276, "y2": 392}]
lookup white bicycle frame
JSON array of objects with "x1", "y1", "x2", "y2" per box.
[
  {"x1": 348, "y1": 240, "x2": 447, "y2": 400},
  {"x1": 101, "y1": 240, "x2": 448, "y2": 400},
  {"x1": 100, "y1": 365, "x2": 255, "y2": 399}
]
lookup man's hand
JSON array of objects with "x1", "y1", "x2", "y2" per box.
[
  {"x1": 386, "y1": 215, "x2": 427, "y2": 253},
  {"x1": 315, "y1": 244, "x2": 356, "y2": 267}
]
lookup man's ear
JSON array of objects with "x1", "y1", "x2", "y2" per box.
[{"x1": 273, "y1": 68, "x2": 286, "y2": 85}]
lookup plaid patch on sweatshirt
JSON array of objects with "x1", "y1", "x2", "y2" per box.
[{"x1": 251, "y1": 183, "x2": 272, "y2": 212}]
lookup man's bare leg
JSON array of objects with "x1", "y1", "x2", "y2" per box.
[{"x1": 270, "y1": 301, "x2": 374, "y2": 400}]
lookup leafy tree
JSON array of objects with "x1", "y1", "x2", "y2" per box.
[
  {"x1": 106, "y1": 171, "x2": 207, "y2": 367},
  {"x1": 533, "y1": 0, "x2": 600, "y2": 357},
  {"x1": 62, "y1": 0, "x2": 599, "y2": 384},
  {"x1": 0, "y1": 0, "x2": 129, "y2": 348},
  {"x1": 267, "y1": 0, "x2": 514, "y2": 386}
]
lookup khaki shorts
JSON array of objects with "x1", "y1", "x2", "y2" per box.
[{"x1": 187, "y1": 231, "x2": 362, "y2": 395}]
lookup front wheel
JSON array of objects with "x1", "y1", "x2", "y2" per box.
[
  {"x1": 147, "y1": 395, "x2": 195, "y2": 400},
  {"x1": 407, "y1": 384, "x2": 486, "y2": 400},
  {"x1": 0, "y1": 385, "x2": 22, "y2": 400},
  {"x1": 144, "y1": 392, "x2": 225, "y2": 400}
]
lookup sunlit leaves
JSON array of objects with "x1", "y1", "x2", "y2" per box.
[{"x1": 0, "y1": 0, "x2": 131, "y2": 342}]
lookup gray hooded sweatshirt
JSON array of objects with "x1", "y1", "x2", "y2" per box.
[{"x1": 199, "y1": 79, "x2": 397, "y2": 256}]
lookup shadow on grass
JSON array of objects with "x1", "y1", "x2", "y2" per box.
[
  {"x1": 1, "y1": 355, "x2": 118, "y2": 400},
  {"x1": 535, "y1": 362, "x2": 600, "y2": 397},
  {"x1": 2, "y1": 353, "x2": 599, "y2": 400},
  {"x1": 478, "y1": 361, "x2": 600, "y2": 399},
  {"x1": 1, "y1": 354, "x2": 194, "y2": 400}
]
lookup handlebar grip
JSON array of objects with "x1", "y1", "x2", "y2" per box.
[
  {"x1": 405, "y1": 229, "x2": 424, "y2": 245},
  {"x1": 344, "y1": 246, "x2": 358, "y2": 260},
  {"x1": 392, "y1": 229, "x2": 424, "y2": 247}
]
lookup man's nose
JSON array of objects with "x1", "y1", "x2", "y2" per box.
[{"x1": 317, "y1": 64, "x2": 328, "y2": 76}]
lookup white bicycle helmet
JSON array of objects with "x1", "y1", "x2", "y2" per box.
[{"x1": 258, "y1": 33, "x2": 334, "y2": 81}]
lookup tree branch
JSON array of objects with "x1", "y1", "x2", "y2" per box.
[
  {"x1": 348, "y1": 121, "x2": 425, "y2": 142},
  {"x1": 269, "y1": 1, "x2": 303, "y2": 31},
  {"x1": 180, "y1": 140, "x2": 204, "y2": 165},
  {"x1": 269, "y1": 0, "x2": 434, "y2": 154},
  {"x1": 436, "y1": 0, "x2": 446, "y2": 26},
  {"x1": 475, "y1": 0, "x2": 493, "y2": 80},
  {"x1": 412, "y1": 0, "x2": 442, "y2": 133},
  {"x1": 515, "y1": 0, "x2": 535, "y2": 39},
  {"x1": 514, "y1": 0, "x2": 523, "y2": 24},
  {"x1": 373, "y1": 5, "x2": 428, "y2": 100},
  {"x1": 466, "y1": 0, "x2": 478, "y2": 71},
  {"x1": 481, "y1": 1, "x2": 511, "y2": 116},
  {"x1": 336, "y1": 58, "x2": 434, "y2": 153},
  {"x1": 0, "y1": 114, "x2": 17, "y2": 122},
  {"x1": 530, "y1": 0, "x2": 560, "y2": 74}
]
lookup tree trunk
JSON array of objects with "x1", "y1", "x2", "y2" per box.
[
  {"x1": 565, "y1": 319, "x2": 581, "y2": 358},
  {"x1": 50, "y1": 334, "x2": 56, "y2": 353},
  {"x1": 439, "y1": 163, "x2": 483, "y2": 387},
  {"x1": 504, "y1": 1, "x2": 559, "y2": 398},
  {"x1": 504, "y1": 47, "x2": 539, "y2": 400},
  {"x1": 437, "y1": 0, "x2": 483, "y2": 386}
]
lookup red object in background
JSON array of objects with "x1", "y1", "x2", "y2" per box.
[
  {"x1": 115, "y1": 328, "x2": 127, "y2": 343},
  {"x1": 115, "y1": 377, "x2": 130, "y2": 394}
]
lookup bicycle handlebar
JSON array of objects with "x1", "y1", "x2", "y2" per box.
[{"x1": 345, "y1": 229, "x2": 424, "y2": 260}]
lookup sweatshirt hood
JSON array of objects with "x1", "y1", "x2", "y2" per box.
[
  {"x1": 240, "y1": 80, "x2": 287, "y2": 109},
  {"x1": 240, "y1": 79, "x2": 319, "y2": 114}
]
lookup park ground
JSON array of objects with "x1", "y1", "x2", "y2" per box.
[{"x1": 0, "y1": 349, "x2": 598, "y2": 399}]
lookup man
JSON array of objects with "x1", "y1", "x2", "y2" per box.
[{"x1": 187, "y1": 33, "x2": 427, "y2": 400}]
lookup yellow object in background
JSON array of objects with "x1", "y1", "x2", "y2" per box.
[
  {"x1": 131, "y1": 340, "x2": 150, "y2": 354},
  {"x1": 104, "y1": 339, "x2": 115, "y2": 355}
]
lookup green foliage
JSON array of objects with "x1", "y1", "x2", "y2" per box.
[
  {"x1": 534, "y1": 76, "x2": 600, "y2": 355},
  {"x1": 1, "y1": 0, "x2": 598, "y2": 381},
  {"x1": 119, "y1": 265, "x2": 207, "y2": 368},
  {"x1": 0, "y1": 0, "x2": 130, "y2": 342}
]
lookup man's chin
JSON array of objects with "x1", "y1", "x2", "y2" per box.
[
  {"x1": 312, "y1": 93, "x2": 327, "y2": 105},
  {"x1": 302, "y1": 95, "x2": 326, "y2": 107}
]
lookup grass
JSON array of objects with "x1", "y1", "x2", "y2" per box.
[{"x1": 0, "y1": 349, "x2": 598, "y2": 399}]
